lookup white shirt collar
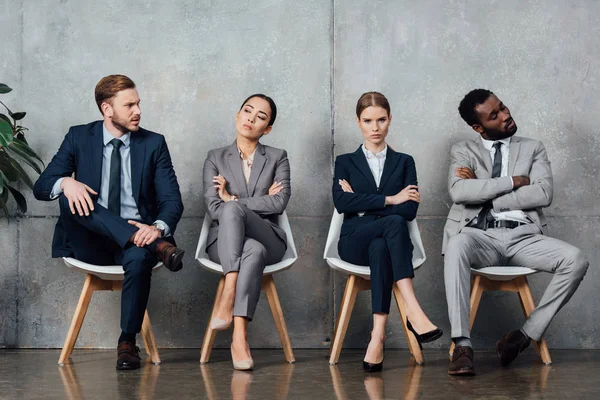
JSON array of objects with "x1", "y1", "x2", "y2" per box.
[
  {"x1": 480, "y1": 136, "x2": 510, "y2": 151},
  {"x1": 103, "y1": 124, "x2": 130, "y2": 147},
  {"x1": 238, "y1": 147, "x2": 257, "y2": 162},
  {"x1": 362, "y1": 144, "x2": 387, "y2": 160}
]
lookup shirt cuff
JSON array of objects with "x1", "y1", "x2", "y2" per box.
[
  {"x1": 510, "y1": 176, "x2": 514, "y2": 189},
  {"x1": 153, "y1": 220, "x2": 171, "y2": 237},
  {"x1": 50, "y1": 178, "x2": 65, "y2": 199}
]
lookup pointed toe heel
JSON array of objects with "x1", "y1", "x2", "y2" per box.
[{"x1": 407, "y1": 320, "x2": 443, "y2": 348}]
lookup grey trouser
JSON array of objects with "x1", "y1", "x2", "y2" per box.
[
  {"x1": 207, "y1": 201, "x2": 286, "y2": 320},
  {"x1": 444, "y1": 224, "x2": 588, "y2": 341}
]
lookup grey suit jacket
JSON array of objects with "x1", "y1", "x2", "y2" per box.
[
  {"x1": 442, "y1": 135, "x2": 553, "y2": 254},
  {"x1": 203, "y1": 141, "x2": 291, "y2": 248}
]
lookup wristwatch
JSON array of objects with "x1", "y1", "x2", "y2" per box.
[
  {"x1": 152, "y1": 222, "x2": 166, "y2": 238},
  {"x1": 230, "y1": 195, "x2": 239, "y2": 202}
]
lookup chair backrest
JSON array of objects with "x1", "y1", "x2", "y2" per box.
[
  {"x1": 323, "y1": 210, "x2": 426, "y2": 269},
  {"x1": 195, "y1": 210, "x2": 298, "y2": 275}
]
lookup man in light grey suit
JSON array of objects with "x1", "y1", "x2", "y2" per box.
[
  {"x1": 202, "y1": 94, "x2": 290, "y2": 370},
  {"x1": 445, "y1": 89, "x2": 589, "y2": 376}
]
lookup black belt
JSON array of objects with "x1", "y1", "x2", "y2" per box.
[{"x1": 483, "y1": 220, "x2": 528, "y2": 230}]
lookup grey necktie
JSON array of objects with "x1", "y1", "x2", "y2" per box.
[
  {"x1": 108, "y1": 139, "x2": 123, "y2": 216},
  {"x1": 475, "y1": 142, "x2": 503, "y2": 229}
]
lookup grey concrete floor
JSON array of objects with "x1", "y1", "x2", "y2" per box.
[{"x1": 0, "y1": 348, "x2": 598, "y2": 399}]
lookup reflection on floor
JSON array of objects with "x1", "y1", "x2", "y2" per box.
[{"x1": 1, "y1": 349, "x2": 599, "y2": 399}]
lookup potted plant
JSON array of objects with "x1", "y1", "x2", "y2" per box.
[{"x1": 0, "y1": 83, "x2": 44, "y2": 218}]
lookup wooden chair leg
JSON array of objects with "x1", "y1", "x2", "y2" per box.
[
  {"x1": 449, "y1": 274, "x2": 485, "y2": 357},
  {"x1": 516, "y1": 276, "x2": 552, "y2": 365},
  {"x1": 200, "y1": 365, "x2": 219, "y2": 400},
  {"x1": 393, "y1": 285, "x2": 424, "y2": 365},
  {"x1": 263, "y1": 275, "x2": 295, "y2": 363},
  {"x1": 330, "y1": 274, "x2": 351, "y2": 357},
  {"x1": 58, "y1": 365, "x2": 84, "y2": 400},
  {"x1": 200, "y1": 276, "x2": 225, "y2": 364},
  {"x1": 329, "y1": 275, "x2": 361, "y2": 365},
  {"x1": 58, "y1": 274, "x2": 97, "y2": 366},
  {"x1": 141, "y1": 310, "x2": 161, "y2": 365}
]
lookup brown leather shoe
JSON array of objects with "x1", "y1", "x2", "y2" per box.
[
  {"x1": 448, "y1": 346, "x2": 475, "y2": 376},
  {"x1": 154, "y1": 240, "x2": 185, "y2": 272},
  {"x1": 117, "y1": 341, "x2": 141, "y2": 370},
  {"x1": 496, "y1": 330, "x2": 531, "y2": 367}
]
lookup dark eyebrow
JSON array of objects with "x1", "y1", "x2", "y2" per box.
[
  {"x1": 257, "y1": 110, "x2": 268, "y2": 116},
  {"x1": 245, "y1": 104, "x2": 254, "y2": 109}
]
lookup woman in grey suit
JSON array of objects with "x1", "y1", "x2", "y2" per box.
[{"x1": 202, "y1": 94, "x2": 290, "y2": 370}]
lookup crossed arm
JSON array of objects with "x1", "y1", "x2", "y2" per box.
[
  {"x1": 332, "y1": 157, "x2": 420, "y2": 221},
  {"x1": 448, "y1": 142, "x2": 553, "y2": 211},
  {"x1": 203, "y1": 150, "x2": 291, "y2": 220}
]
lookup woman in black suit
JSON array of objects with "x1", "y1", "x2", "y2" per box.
[{"x1": 332, "y1": 92, "x2": 442, "y2": 372}]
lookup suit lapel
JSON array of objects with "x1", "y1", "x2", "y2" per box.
[
  {"x1": 475, "y1": 139, "x2": 493, "y2": 178},
  {"x1": 226, "y1": 141, "x2": 249, "y2": 197},
  {"x1": 349, "y1": 146, "x2": 378, "y2": 192},
  {"x1": 378, "y1": 148, "x2": 401, "y2": 190},
  {"x1": 130, "y1": 132, "x2": 145, "y2": 202},
  {"x1": 247, "y1": 143, "x2": 266, "y2": 196},
  {"x1": 508, "y1": 136, "x2": 521, "y2": 176},
  {"x1": 89, "y1": 122, "x2": 104, "y2": 192}
]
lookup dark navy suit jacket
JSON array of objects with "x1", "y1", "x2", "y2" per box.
[
  {"x1": 332, "y1": 146, "x2": 419, "y2": 237},
  {"x1": 33, "y1": 120, "x2": 183, "y2": 257}
]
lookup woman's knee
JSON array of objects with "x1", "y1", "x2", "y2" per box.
[{"x1": 220, "y1": 200, "x2": 245, "y2": 221}]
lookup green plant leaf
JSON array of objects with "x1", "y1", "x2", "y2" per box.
[
  {"x1": 0, "y1": 153, "x2": 20, "y2": 181},
  {"x1": 6, "y1": 183, "x2": 26, "y2": 213},
  {"x1": 0, "y1": 113, "x2": 11, "y2": 125},
  {"x1": 5, "y1": 148, "x2": 42, "y2": 176},
  {"x1": 0, "y1": 84, "x2": 12, "y2": 94},
  {"x1": 0, "y1": 120, "x2": 13, "y2": 147},
  {"x1": 11, "y1": 112, "x2": 26, "y2": 121},
  {"x1": 0, "y1": 170, "x2": 4, "y2": 193},
  {"x1": 10, "y1": 138, "x2": 44, "y2": 166},
  {"x1": 0, "y1": 181, "x2": 9, "y2": 219},
  {"x1": 8, "y1": 158, "x2": 34, "y2": 188},
  {"x1": 16, "y1": 132, "x2": 28, "y2": 144}
]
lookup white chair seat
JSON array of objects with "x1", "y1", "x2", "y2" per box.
[
  {"x1": 194, "y1": 211, "x2": 298, "y2": 275},
  {"x1": 472, "y1": 266, "x2": 537, "y2": 281},
  {"x1": 324, "y1": 211, "x2": 427, "y2": 279},
  {"x1": 63, "y1": 257, "x2": 163, "y2": 281}
]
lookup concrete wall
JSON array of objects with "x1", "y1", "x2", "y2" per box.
[{"x1": 1, "y1": 0, "x2": 598, "y2": 350}]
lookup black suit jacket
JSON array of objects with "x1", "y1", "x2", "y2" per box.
[
  {"x1": 332, "y1": 146, "x2": 418, "y2": 237},
  {"x1": 33, "y1": 120, "x2": 183, "y2": 257}
]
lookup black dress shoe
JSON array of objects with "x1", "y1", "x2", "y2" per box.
[
  {"x1": 117, "y1": 341, "x2": 141, "y2": 370},
  {"x1": 406, "y1": 320, "x2": 443, "y2": 349},
  {"x1": 363, "y1": 359, "x2": 384, "y2": 373},
  {"x1": 448, "y1": 346, "x2": 475, "y2": 376},
  {"x1": 363, "y1": 342, "x2": 385, "y2": 373},
  {"x1": 496, "y1": 330, "x2": 531, "y2": 367}
]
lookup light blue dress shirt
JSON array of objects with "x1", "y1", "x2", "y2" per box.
[{"x1": 51, "y1": 124, "x2": 170, "y2": 235}]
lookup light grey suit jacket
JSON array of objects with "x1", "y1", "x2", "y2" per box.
[
  {"x1": 442, "y1": 135, "x2": 553, "y2": 254},
  {"x1": 203, "y1": 141, "x2": 291, "y2": 248}
]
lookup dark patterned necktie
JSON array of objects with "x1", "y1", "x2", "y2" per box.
[
  {"x1": 475, "y1": 142, "x2": 503, "y2": 229},
  {"x1": 108, "y1": 139, "x2": 123, "y2": 216}
]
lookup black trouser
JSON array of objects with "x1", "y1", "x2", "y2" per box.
[
  {"x1": 338, "y1": 215, "x2": 414, "y2": 314},
  {"x1": 58, "y1": 195, "x2": 169, "y2": 335}
]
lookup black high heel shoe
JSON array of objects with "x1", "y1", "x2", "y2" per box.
[
  {"x1": 363, "y1": 341, "x2": 385, "y2": 373},
  {"x1": 406, "y1": 320, "x2": 443, "y2": 349}
]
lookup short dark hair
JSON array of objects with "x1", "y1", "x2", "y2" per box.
[
  {"x1": 239, "y1": 94, "x2": 277, "y2": 126},
  {"x1": 356, "y1": 91, "x2": 391, "y2": 118},
  {"x1": 95, "y1": 74, "x2": 136, "y2": 115},
  {"x1": 458, "y1": 89, "x2": 494, "y2": 126}
]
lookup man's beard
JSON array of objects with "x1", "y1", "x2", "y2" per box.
[
  {"x1": 483, "y1": 122, "x2": 517, "y2": 140},
  {"x1": 112, "y1": 113, "x2": 139, "y2": 133}
]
